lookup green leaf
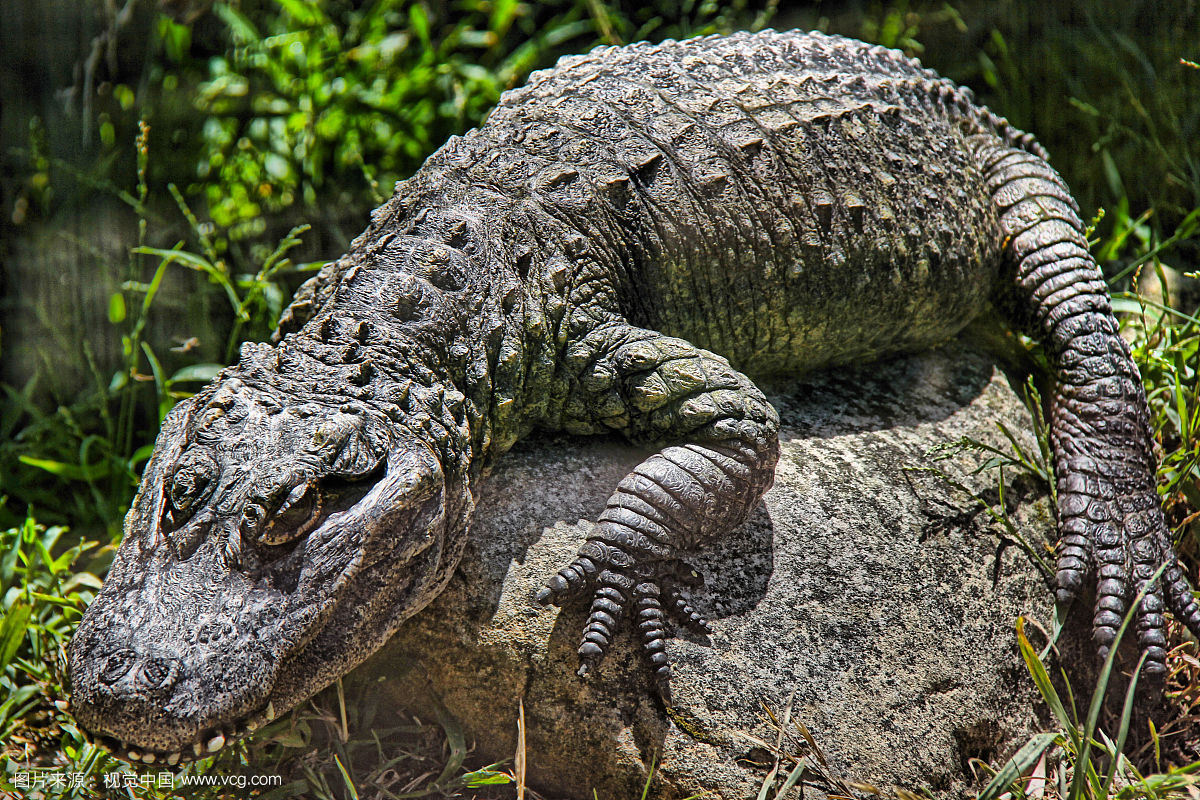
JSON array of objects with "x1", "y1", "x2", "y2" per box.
[
  {"x1": 131, "y1": 246, "x2": 214, "y2": 273},
  {"x1": 259, "y1": 224, "x2": 311, "y2": 278},
  {"x1": 29, "y1": 592, "x2": 84, "y2": 608},
  {"x1": 430, "y1": 695, "x2": 466, "y2": 786},
  {"x1": 168, "y1": 363, "x2": 224, "y2": 384},
  {"x1": 1102, "y1": 651, "x2": 1147, "y2": 797},
  {"x1": 274, "y1": 0, "x2": 327, "y2": 27},
  {"x1": 108, "y1": 292, "x2": 126, "y2": 324},
  {"x1": 775, "y1": 759, "x2": 807, "y2": 798},
  {"x1": 410, "y1": 4, "x2": 431, "y2": 49},
  {"x1": 157, "y1": 16, "x2": 192, "y2": 63},
  {"x1": 1177, "y1": 205, "x2": 1200, "y2": 238},
  {"x1": 17, "y1": 456, "x2": 111, "y2": 482},
  {"x1": 1111, "y1": 297, "x2": 1146, "y2": 315},
  {"x1": 130, "y1": 444, "x2": 157, "y2": 470},
  {"x1": 1101, "y1": 149, "x2": 1125, "y2": 200},
  {"x1": 50, "y1": 548, "x2": 75, "y2": 573},
  {"x1": 978, "y1": 732, "x2": 1059, "y2": 800},
  {"x1": 755, "y1": 763, "x2": 779, "y2": 800},
  {"x1": 0, "y1": 602, "x2": 32, "y2": 671},
  {"x1": 61, "y1": 572, "x2": 103, "y2": 593},
  {"x1": 332, "y1": 754, "x2": 358, "y2": 800},
  {"x1": 489, "y1": 0, "x2": 519, "y2": 37},
  {"x1": 268, "y1": 731, "x2": 308, "y2": 747},
  {"x1": 0, "y1": 684, "x2": 40, "y2": 729},
  {"x1": 463, "y1": 769, "x2": 513, "y2": 787},
  {"x1": 1016, "y1": 617, "x2": 1077, "y2": 742},
  {"x1": 214, "y1": 2, "x2": 261, "y2": 44}
]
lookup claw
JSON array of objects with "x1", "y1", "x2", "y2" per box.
[
  {"x1": 540, "y1": 517, "x2": 717, "y2": 695},
  {"x1": 1052, "y1": 485, "x2": 1200, "y2": 678},
  {"x1": 1134, "y1": 578, "x2": 1168, "y2": 676},
  {"x1": 1164, "y1": 559, "x2": 1200, "y2": 638},
  {"x1": 1054, "y1": 517, "x2": 1092, "y2": 606},
  {"x1": 1070, "y1": 508, "x2": 1196, "y2": 679}
]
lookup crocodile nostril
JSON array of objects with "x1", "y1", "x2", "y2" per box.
[
  {"x1": 140, "y1": 657, "x2": 175, "y2": 689},
  {"x1": 98, "y1": 649, "x2": 137, "y2": 684}
]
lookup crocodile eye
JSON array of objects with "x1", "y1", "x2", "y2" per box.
[
  {"x1": 170, "y1": 469, "x2": 201, "y2": 509},
  {"x1": 260, "y1": 482, "x2": 322, "y2": 546}
]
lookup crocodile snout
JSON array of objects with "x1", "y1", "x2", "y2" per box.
[
  {"x1": 71, "y1": 637, "x2": 186, "y2": 723},
  {"x1": 67, "y1": 632, "x2": 204, "y2": 758}
]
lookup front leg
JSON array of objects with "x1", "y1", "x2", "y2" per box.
[{"x1": 535, "y1": 322, "x2": 779, "y2": 698}]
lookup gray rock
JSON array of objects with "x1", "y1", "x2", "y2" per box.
[{"x1": 351, "y1": 343, "x2": 1071, "y2": 799}]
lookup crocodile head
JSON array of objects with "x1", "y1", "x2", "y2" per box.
[{"x1": 67, "y1": 375, "x2": 461, "y2": 763}]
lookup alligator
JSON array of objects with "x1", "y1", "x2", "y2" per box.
[{"x1": 68, "y1": 29, "x2": 1200, "y2": 765}]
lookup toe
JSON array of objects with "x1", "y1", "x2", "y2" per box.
[
  {"x1": 1162, "y1": 553, "x2": 1200, "y2": 641},
  {"x1": 537, "y1": 555, "x2": 600, "y2": 606},
  {"x1": 634, "y1": 581, "x2": 673, "y2": 695},
  {"x1": 1054, "y1": 517, "x2": 1092, "y2": 606},
  {"x1": 664, "y1": 579, "x2": 711, "y2": 635},
  {"x1": 577, "y1": 569, "x2": 634, "y2": 675},
  {"x1": 1135, "y1": 588, "x2": 1168, "y2": 677},
  {"x1": 1093, "y1": 573, "x2": 1127, "y2": 655}
]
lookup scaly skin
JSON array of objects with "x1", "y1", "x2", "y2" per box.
[{"x1": 67, "y1": 30, "x2": 1200, "y2": 763}]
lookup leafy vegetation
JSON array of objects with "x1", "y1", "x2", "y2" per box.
[
  {"x1": 0, "y1": 129, "x2": 319, "y2": 536},
  {"x1": 1, "y1": 0, "x2": 1198, "y2": 797},
  {"x1": 965, "y1": 1, "x2": 1200, "y2": 233},
  {"x1": 186, "y1": 0, "x2": 770, "y2": 241}
]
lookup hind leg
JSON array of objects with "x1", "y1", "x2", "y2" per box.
[{"x1": 977, "y1": 137, "x2": 1200, "y2": 675}]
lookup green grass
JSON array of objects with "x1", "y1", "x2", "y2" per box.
[{"x1": 968, "y1": 590, "x2": 1200, "y2": 799}]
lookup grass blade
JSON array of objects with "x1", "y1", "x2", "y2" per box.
[
  {"x1": 1017, "y1": 616, "x2": 1078, "y2": 744},
  {"x1": 333, "y1": 753, "x2": 358, "y2": 800},
  {"x1": 775, "y1": 759, "x2": 807, "y2": 798},
  {"x1": 755, "y1": 763, "x2": 780, "y2": 800},
  {"x1": 1100, "y1": 650, "x2": 1148, "y2": 796},
  {"x1": 978, "y1": 732, "x2": 1058, "y2": 800},
  {"x1": 0, "y1": 602, "x2": 32, "y2": 670}
]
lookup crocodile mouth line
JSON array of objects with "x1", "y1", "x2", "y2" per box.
[{"x1": 72, "y1": 701, "x2": 277, "y2": 765}]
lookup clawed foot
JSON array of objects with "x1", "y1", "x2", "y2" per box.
[
  {"x1": 1053, "y1": 495, "x2": 1200, "y2": 677},
  {"x1": 535, "y1": 521, "x2": 711, "y2": 703}
]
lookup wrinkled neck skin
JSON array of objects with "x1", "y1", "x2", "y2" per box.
[{"x1": 65, "y1": 183, "x2": 548, "y2": 762}]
